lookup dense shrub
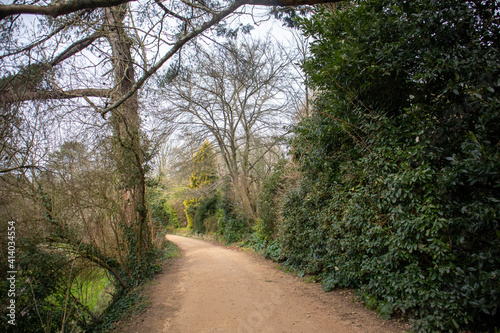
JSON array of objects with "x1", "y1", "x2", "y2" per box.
[
  {"x1": 257, "y1": 159, "x2": 289, "y2": 241},
  {"x1": 216, "y1": 188, "x2": 249, "y2": 243},
  {"x1": 165, "y1": 203, "x2": 180, "y2": 228},
  {"x1": 150, "y1": 198, "x2": 170, "y2": 227},
  {"x1": 1, "y1": 238, "x2": 72, "y2": 332},
  {"x1": 263, "y1": 239, "x2": 284, "y2": 262},
  {"x1": 278, "y1": 0, "x2": 500, "y2": 331},
  {"x1": 193, "y1": 194, "x2": 219, "y2": 233}
]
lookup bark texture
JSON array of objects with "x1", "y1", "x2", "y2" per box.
[{"x1": 104, "y1": 4, "x2": 147, "y2": 267}]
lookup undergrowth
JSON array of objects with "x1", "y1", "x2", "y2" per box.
[{"x1": 85, "y1": 241, "x2": 180, "y2": 332}]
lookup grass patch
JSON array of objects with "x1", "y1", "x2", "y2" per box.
[
  {"x1": 164, "y1": 240, "x2": 181, "y2": 259},
  {"x1": 72, "y1": 267, "x2": 114, "y2": 314},
  {"x1": 168, "y1": 226, "x2": 191, "y2": 236},
  {"x1": 303, "y1": 275, "x2": 320, "y2": 284}
]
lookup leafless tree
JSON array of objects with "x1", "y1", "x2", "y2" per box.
[
  {"x1": 288, "y1": 29, "x2": 314, "y2": 120},
  {"x1": 159, "y1": 38, "x2": 296, "y2": 218}
]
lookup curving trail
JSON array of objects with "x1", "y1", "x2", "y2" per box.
[{"x1": 119, "y1": 235, "x2": 408, "y2": 333}]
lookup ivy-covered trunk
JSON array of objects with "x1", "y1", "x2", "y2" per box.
[{"x1": 105, "y1": 5, "x2": 148, "y2": 274}]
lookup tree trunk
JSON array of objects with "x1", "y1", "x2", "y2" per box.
[{"x1": 104, "y1": 4, "x2": 147, "y2": 270}]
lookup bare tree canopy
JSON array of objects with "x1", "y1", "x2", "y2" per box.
[
  {"x1": 0, "y1": 0, "x2": 343, "y2": 20},
  {"x1": 0, "y1": 0, "x2": 343, "y2": 115},
  {"x1": 160, "y1": 38, "x2": 295, "y2": 217}
]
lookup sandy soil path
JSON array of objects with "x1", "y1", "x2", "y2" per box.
[{"x1": 119, "y1": 235, "x2": 409, "y2": 333}]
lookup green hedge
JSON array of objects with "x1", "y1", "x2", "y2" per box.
[{"x1": 275, "y1": 0, "x2": 500, "y2": 331}]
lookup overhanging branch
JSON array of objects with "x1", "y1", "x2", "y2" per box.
[
  {"x1": 0, "y1": 165, "x2": 39, "y2": 174},
  {"x1": 0, "y1": 0, "x2": 344, "y2": 20},
  {"x1": 97, "y1": 0, "x2": 344, "y2": 117},
  {"x1": 50, "y1": 31, "x2": 104, "y2": 67},
  {"x1": 0, "y1": 88, "x2": 111, "y2": 105},
  {"x1": 246, "y1": 0, "x2": 343, "y2": 5},
  {"x1": 0, "y1": 32, "x2": 106, "y2": 105},
  {"x1": 0, "y1": 0, "x2": 136, "y2": 20}
]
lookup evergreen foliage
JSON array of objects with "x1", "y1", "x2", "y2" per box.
[
  {"x1": 193, "y1": 195, "x2": 219, "y2": 234},
  {"x1": 216, "y1": 185, "x2": 249, "y2": 243},
  {"x1": 150, "y1": 197, "x2": 170, "y2": 227},
  {"x1": 257, "y1": 159, "x2": 288, "y2": 241},
  {"x1": 272, "y1": 0, "x2": 500, "y2": 331}
]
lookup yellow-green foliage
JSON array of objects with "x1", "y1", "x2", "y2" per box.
[
  {"x1": 183, "y1": 198, "x2": 198, "y2": 229},
  {"x1": 183, "y1": 141, "x2": 218, "y2": 231},
  {"x1": 188, "y1": 141, "x2": 217, "y2": 189}
]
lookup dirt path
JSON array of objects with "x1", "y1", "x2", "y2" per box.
[{"x1": 119, "y1": 235, "x2": 409, "y2": 333}]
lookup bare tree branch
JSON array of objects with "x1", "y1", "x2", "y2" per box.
[
  {"x1": 246, "y1": 0, "x2": 342, "y2": 5},
  {"x1": 50, "y1": 31, "x2": 104, "y2": 67},
  {"x1": 0, "y1": 31, "x2": 106, "y2": 105},
  {"x1": 154, "y1": 0, "x2": 189, "y2": 22},
  {"x1": 1, "y1": 0, "x2": 344, "y2": 114},
  {"x1": 1, "y1": 16, "x2": 71, "y2": 60},
  {"x1": 0, "y1": 88, "x2": 110, "y2": 104},
  {"x1": 96, "y1": 0, "x2": 343, "y2": 117},
  {"x1": 0, "y1": 165, "x2": 38, "y2": 174},
  {"x1": 0, "y1": 0, "x2": 343, "y2": 20},
  {"x1": 0, "y1": 0, "x2": 136, "y2": 20}
]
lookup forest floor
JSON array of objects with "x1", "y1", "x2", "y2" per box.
[{"x1": 116, "y1": 235, "x2": 410, "y2": 333}]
